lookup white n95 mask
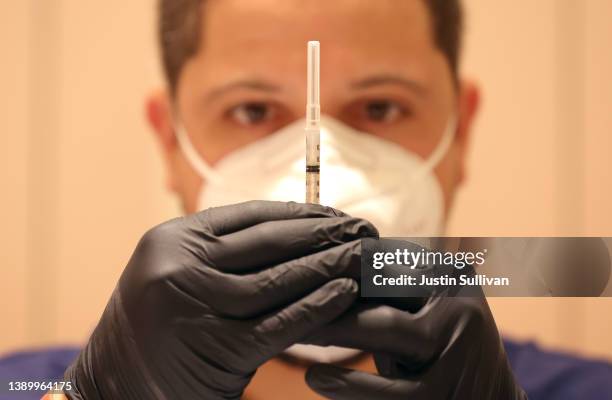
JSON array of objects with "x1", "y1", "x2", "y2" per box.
[
  {"x1": 177, "y1": 115, "x2": 455, "y2": 237},
  {"x1": 176, "y1": 115, "x2": 455, "y2": 363}
]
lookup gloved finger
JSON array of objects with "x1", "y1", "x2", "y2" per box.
[
  {"x1": 207, "y1": 216, "x2": 377, "y2": 273},
  {"x1": 198, "y1": 200, "x2": 348, "y2": 236},
  {"x1": 374, "y1": 352, "x2": 427, "y2": 378},
  {"x1": 305, "y1": 364, "x2": 424, "y2": 400},
  {"x1": 208, "y1": 240, "x2": 362, "y2": 318},
  {"x1": 303, "y1": 302, "x2": 442, "y2": 366},
  {"x1": 252, "y1": 278, "x2": 358, "y2": 360}
]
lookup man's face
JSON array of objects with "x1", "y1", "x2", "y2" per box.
[{"x1": 148, "y1": 0, "x2": 479, "y2": 217}]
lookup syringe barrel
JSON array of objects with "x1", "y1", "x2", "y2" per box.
[
  {"x1": 305, "y1": 127, "x2": 320, "y2": 204},
  {"x1": 305, "y1": 128, "x2": 320, "y2": 167},
  {"x1": 306, "y1": 128, "x2": 321, "y2": 204},
  {"x1": 306, "y1": 172, "x2": 320, "y2": 204}
]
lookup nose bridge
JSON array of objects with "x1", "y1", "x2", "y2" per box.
[{"x1": 276, "y1": 40, "x2": 363, "y2": 119}]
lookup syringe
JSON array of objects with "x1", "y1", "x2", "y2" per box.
[{"x1": 305, "y1": 41, "x2": 321, "y2": 204}]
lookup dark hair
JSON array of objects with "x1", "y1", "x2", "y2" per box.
[
  {"x1": 423, "y1": 0, "x2": 463, "y2": 78},
  {"x1": 158, "y1": 0, "x2": 463, "y2": 94}
]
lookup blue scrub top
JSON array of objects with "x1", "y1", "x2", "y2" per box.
[{"x1": 1, "y1": 340, "x2": 611, "y2": 399}]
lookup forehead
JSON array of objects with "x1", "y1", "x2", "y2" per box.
[
  {"x1": 193, "y1": 0, "x2": 438, "y2": 81},
  {"x1": 202, "y1": 0, "x2": 433, "y2": 45}
]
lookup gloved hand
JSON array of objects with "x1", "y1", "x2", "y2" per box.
[
  {"x1": 305, "y1": 293, "x2": 527, "y2": 399},
  {"x1": 64, "y1": 201, "x2": 377, "y2": 400}
]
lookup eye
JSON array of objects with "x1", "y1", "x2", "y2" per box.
[
  {"x1": 339, "y1": 98, "x2": 413, "y2": 133},
  {"x1": 229, "y1": 102, "x2": 276, "y2": 126},
  {"x1": 364, "y1": 100, "x2": 406, "y2": 123}
]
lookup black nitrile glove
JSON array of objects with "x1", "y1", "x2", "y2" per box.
[
  {"x1": 306, "y1": 291, "x2": 527, "y2": 399},
  {"x1": 64, "y1": 201, "x2": 377, "y2": 400}
]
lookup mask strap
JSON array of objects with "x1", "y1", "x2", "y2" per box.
[
  {"x1": 412, "y1": 115, "x2": 458, "y2": 180},
  {"x1": 175, "y1": 122, "x2": 223, "y2": 185}
]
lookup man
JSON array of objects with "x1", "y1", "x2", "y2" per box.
[
  {"x1": 9, "y1": 0, "x2": 607, "y2": 398},
  {"x1": 138, "y1": 0, "x2": 485, "y2": 397}
]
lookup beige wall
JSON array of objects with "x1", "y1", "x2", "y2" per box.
[
  {"x1": 1, "y1": 1, "x2": 31, "y2": 353},
  {"x1": 449, "y1": 0, "x2": 612, "y2": 358},
  {"x1": 1, "y1": 1, "x2": 611, "y2": 359},
  {"x1": 1, "y1": 0, "x2": 178, "y2": 352}
]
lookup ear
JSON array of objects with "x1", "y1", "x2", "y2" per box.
[
  {"x1": 145, "y1": 89, "x2": 179, "y2": 192},
  {"x1": 146, "y1": 88, "x2": 176, "y2": 152},
  {"x1": 455, "y1": 79, "x2": 481, "y2": 183}
]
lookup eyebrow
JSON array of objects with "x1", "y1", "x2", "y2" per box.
[
  {"x1": 206, "y1": 79, "x2": 282, "y2": 101},
  {"x1": 350, "y1": 74, "x2": 427, "y2": 96}
]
